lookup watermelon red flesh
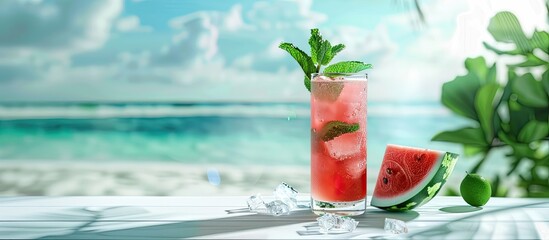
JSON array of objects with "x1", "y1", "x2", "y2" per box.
[
  {"x1": 374, "y1": 147, "x2": 440, "y2": 198},
  {"x1": 371, "y1": 144, "x2": 459, "y2": 211}
]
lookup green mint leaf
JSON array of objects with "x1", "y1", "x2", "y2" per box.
[
  {"x1": 331, "y1": 44, "x2": 345, "y2": 56},
  {"x1": 304, "y1": 76, "x2": 311, "y2": 93},
  {"x1": 318, "y1": 40, "x2": 332, "y2": 66},
  {"x1": 280, "y1": 29, "x2": 372, "y2": 93},
  {"x1": 319, "y1": 121, "x2": 360, "y2": 141},
  {"x1": 316, "y1": 201, "x2": 336, "y2": 208},
  {"x1": 309, "y1": 29, "x2": 322, "y2": 65},
  {"x1": 322, "y1": 43, "x2": 345, "y2": 64},
  {"x1": 309, "y1": 29, "x2": 334, "y2": 67},
  {"x1": 279, "y1": 42, "x2": 316, "y2": 91},
  {"x1": 324, "y1": 61, "x2": 372, "y2": 73}
]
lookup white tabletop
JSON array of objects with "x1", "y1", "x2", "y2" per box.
[{"x1": 0, "y1": 196, "x2": 547, "y2": 239}]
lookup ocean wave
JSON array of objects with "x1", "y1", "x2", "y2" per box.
[
  {"x1": 368, "y1": 104, "x2": 452, "y2": 117},
  {"x1": 0, "y1": 105, "x2": 310, "y2": 120},
  {"x1": 0, "y1": 102, "x2": 451, "y2": 120}
]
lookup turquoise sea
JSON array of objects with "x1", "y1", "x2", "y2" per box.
[{"x1": 0, "y1": 101, "x2": 482, "y2": 172}]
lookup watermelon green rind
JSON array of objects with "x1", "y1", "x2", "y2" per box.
[
  {"x1": 371, "y1": 145, "x2": 456, "y2": 207},
  {"x1": 371, "y1": 151, "x2": 459, "y2": 211}
]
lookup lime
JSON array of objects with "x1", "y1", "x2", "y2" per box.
[{"x1": 460, "y1": 172, "x2": 491, "y2": 207}]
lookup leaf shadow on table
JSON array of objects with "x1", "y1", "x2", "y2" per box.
[
  {"x1": 38, "y1": 208, "x2": 320, "y2": 239},
  {"x1": 407, "y1": 201, "x2": 549, "y2": 240},
  {"x1": 33, "y1": 207, "x2": 420, "y2": 239}
]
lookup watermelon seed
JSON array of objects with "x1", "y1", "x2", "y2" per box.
[
  {"x1": 415, "y1": 153, "x2": 425, "y2": 161},
  {"x1": 386, "y1": 168, "x2": 393, "y2": 175},
  {"x1": 383, "y1": 177, "x2": 388, "y2": 184}
]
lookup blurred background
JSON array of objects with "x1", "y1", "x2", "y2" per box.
[{"x1": 0, "y1": 0, "x2": 547, "y2": 196}]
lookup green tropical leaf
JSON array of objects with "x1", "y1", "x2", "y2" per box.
[
  {"x1": 512, "y1": 73, "x2": 549, "y2": 108},
  {"x1": 518, "y1": 120, "x2": 549, "y2": 143},
  {"x1": 475, "y1": 83, "x2": 502, "y2": 142},
  {"x1": 465, "y1": 57, "x2": 488, "y2": 81},
  {"x1": 441, "y1": 73, "x2": 480, "y2": 120},
  {"x1": 463, "y1": 145, "x2": 488, "y2": 157},
  {"x1": 487, "y1": 11, "x2": 531, "y2": 51},
  {"x1": 279, "y1": 42, "x2": 316, "y2": 91},
  {"x1": 507, "y1": 98, "x2": 535, "y2": 137},
  {"x1": 542, "y1": 69, "x2": 549, "y2": 95},
  {"x1": 483, "y1": 42, "x2": 522, "y2": 55},
  {"x1": 432, "y1": 127, "x2": 488, "y2": 147},
  {"x1": 512, "y1": 142, "x2": 537, "y2": 160},
  {"x1": 500, "y1": 69, "x2": 517, "y2": 105},
  {"x1": 491, "y1": 175, "x2": 509, "y2": 197},
  {"x1": 510, "y1": 53, "x2": 548, "y2": 68},
  {"x1": 486, "y1": 64, "x2": 497, "y2": 84},
  {"x1": 324, "y1": 61, "x2": 372, "y2": 73},
  {"x1": 531, "y1": 30, "x2": 549, "y2": 54},
  {"x1": 436, "y1": 11, "x2": 549, "y2": 199}
]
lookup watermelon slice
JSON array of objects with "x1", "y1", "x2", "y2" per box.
[{"x1": 371, "y1": 144, "x2": 459, "y2": 211}]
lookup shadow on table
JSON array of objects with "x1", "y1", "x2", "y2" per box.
[
  {"x1": 39, "y1": 209, "x2": 318, "y2": 239},
  {"x1": 439, "y1": 205, "x2": 482, "y2": 213},
  {"x1": 408, "y1": 201, "x2": 549, "y2": 239},
  {"x1": 297, "y1": 209, "x2": 419, "y2": 236},
  {"x1": 355, "y1": 209, "x2": 419, "y2": 229},
  {"x1": 34, "y1": 207, "x2": 419, "y2": 239}
]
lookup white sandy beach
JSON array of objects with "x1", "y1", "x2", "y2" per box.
[
  {"x1": 0, "y1": 161, "x2": 386, "y2": 196},
  {"x1": 0, "y1": 161, "x2": 475, "y2": 197},
  {"x1": 0, "y1": 161, "x2": 310, "y2": 196}
]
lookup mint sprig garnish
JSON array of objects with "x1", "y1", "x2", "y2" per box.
[
  {"x1": 324, "y1": 61, "x2": 373, "y2": 74},
  {"x1": 279, "y1": 43, "x2": 316, "y2": 91},
  {"x1": 279, "y1": 28, "x2": 372, "y2": 92},
  {"x1": 319, "y1": 121, "x2": 360, "y2": 141}
]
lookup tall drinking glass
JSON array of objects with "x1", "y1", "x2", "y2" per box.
[{"x1": 310, "y1": 73, "x2": 367, "y2": 215}]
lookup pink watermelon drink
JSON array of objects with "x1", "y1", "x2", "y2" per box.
[
  {"x1": 278, "y1": 28, "x2": 372, "y2": 215},
  {"x1": 311, "y1": 73, "x2": 367, "y2": 215}
]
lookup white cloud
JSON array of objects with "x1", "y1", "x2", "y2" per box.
[
  {"x1": 246, "y1": 0, "x2": 325, "y2": 30},
  {"x1": 0, "y1": 0, "x2": 546, "y2": 102},
  {"x1": 160, "y1": 11, "x2": 221, "y2": 66},
  {"x1": 116, "y1": 15, "x2": 152, "y2": 32},
  {"x1": 0, "y1": 0, "x2": 123, "y2": 82},
  {"x1": 0, "y1": 0, "x2": 122, "y2": 53},
  {"x1": 103, "y1": 0, "x2": 323, "y2": 101},
  {"x1": 224, "y1": 5, "x2": 245, "y2": 31},
  {"x1": 326, "y1": 25, "x2": 398, "y2": 64},
  {"x1": 266, "y1": 38, "x2": 286, "y2": 59}
]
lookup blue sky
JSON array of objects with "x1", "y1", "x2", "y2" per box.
[{"x1": 0, "y1": 0, "x2": 546, "y2": 102}]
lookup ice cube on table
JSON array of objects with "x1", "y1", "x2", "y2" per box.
[
  {"x1": 265, "y1": 200, "x2": 291, "y2": 216},
  {"x1": 384, "y1": 218, "x2": 408, "y2": 234},
  {"x1": 273, "y1": 182, "x2": 298, "y2": 209},
  {"x1": 247, "y1": 194, "x2": 266, "y2": 212},
  {"x1": 317, "y1": 213, "x2": 359, "y2": 234}
]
